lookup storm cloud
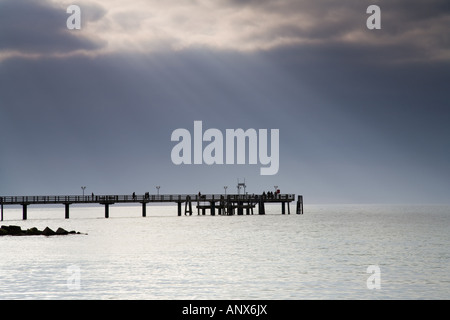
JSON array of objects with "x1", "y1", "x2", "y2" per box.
[
  {"x1": 1, "y1": 0, "x2": 449, "y2": 62},
  {"x1": 0, "y1": 0, "x2": 106, "y2": 60}
]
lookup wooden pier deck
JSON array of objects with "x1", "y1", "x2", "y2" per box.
[{"x1": 0, "y1": 194, "x2": 303, "y2": 220}]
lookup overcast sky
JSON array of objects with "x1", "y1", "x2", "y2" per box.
[{"x1": 1, "y1": 0, "x2": 449, "y2": 204}]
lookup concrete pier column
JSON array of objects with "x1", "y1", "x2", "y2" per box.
[
  {"x1": 282, "y1": 202, "x2": 286, "y2": 215},
  {"x1": 210, "y1": 201, "x2": 215, "y2": 216},
  {"x1": 65, "y1": 203, "x2": 70, "y2": 219},
  {"x1": 177, "y1": 202, "x2": 182, "y2": 216},
  {"x1": 237, "y1": 201, "x2": 243, "y2": 215},
  {"x1": 105, "y1": 203, "x2": 110, "y2": 218},
  {"x1": 142, "y1": 202, "x2": 146, "y2": 217},
  {"x1": 258, "y1": 200, "x2": 265, "y2": 215},
  {"x1": 1, "y1": 203, "x2": 3, "y2": 221},
  {"x1": 296, "y1": 195, "x2": 303, "y2": 214},
  {"x1": 22, "y1": 204, "x2": 28, "y2": 220}
]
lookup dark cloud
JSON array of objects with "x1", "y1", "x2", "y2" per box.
[
  {"x1": 220, "y1": 0, "x2": 450, "y2": 62},
  {"x1": 0, "y1": 0, "x2": 106, "y2": 55}
]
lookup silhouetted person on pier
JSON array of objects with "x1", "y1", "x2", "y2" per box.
[{"x1": 132, "y1": 192, "x2": 136, "y2": 200}]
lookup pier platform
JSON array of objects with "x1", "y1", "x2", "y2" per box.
[{"x1": 0, "y1": 194, "x2": 303, "y2": 220}]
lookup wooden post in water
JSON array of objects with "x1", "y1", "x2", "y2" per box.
[
  {"x1": 227, "y1": 198, "x2": 233, "y2": 215},
  {"x1": 22, "y1": 204, "x2": 28, "y2": 220},
  {"x1": 210, "y1": 201, "x2": 215, "y2": 216},
  {"x1": 296, "y1": 195, "x2": 303, "y2": 214},
  {"x1": 237, "y1": 201, "x2": 243, "y2": 215},
  {"x1": 258, "y1": 199, "x2": 265, "y2": 215},
  {"x1": 142, "y1": 202, "x2": 146, "y2": 217},
  {"x1": 104, "y1": 203, "x2": 109, "y2": 218},
  {"x1": 177, "y1": 202, "x2": 182, "y2": 216},
  {"x1": 197, "y1": 197, "x2": 200, "y2": 215},
  {"x1": 65, "y1": 203, "x2": 70, "y2": 219}
]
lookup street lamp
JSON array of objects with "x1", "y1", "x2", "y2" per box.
[
  {"x1": 156, "y1": 186, "x2": 160, "y2": 196},
  {"x1": 224, "y1": 186, "x2": 228, "y2": 196},
  {"x1": 81, "y1": 186, "x2": 86, "y2": 198}
]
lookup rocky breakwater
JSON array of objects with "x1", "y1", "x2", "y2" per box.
[{"x1": 0, "y1": 225, "x2": 86, "y2": 236}]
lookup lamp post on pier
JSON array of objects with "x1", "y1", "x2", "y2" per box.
[
  {"x1": 224, "y1": 186, "x2": 228, "y2": 196},
  {"x1": 156, "y1": 186, "x2": 160, "y2": 197},
  {"x1": 81, "y1": 186, "x2": 86, "y2": 198}
]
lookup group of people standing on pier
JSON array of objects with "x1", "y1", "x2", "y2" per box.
[{"x1": 262, "y1": 190, "x2": 280, "y2": 199}]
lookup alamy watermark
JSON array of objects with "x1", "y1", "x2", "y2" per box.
[
  {"x1": 171, "y1": 121, "x2": 279, "y2": 175},
  {"x1": 366, "y1": 265, "x2": 381, "y2": 289},
  {"x1": 66, "y1": 5, "x2": 81, "y2": 30},
  {"x1": 366, "y1": 5, "x2": 381, "y2": 30},
  {"x1": 66, "y1": 265, "x2": 81, "y2": 290}
]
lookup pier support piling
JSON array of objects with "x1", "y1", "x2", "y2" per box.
[
  {"x1": 237, "y1": 202, "x2": 243, "y2": 215},
  {"x1": 22, "y1": 204, "x2": 28, "y2": 220},
  {"x1": 177, "y1": 202, "x2": 182, "y2": 216},
  {"x1": 258, "y1": 200, "x2": 265, "y2": 215},
  {"x1": 142, "y1": 202, "x2": 146, "y2": 217},
  {"x1": 296, "y1": 195, "x2": 303, "y2": 214},
  {"x1": 211, "y1": 201, "x2": 215, "y2": 216},
  {"x1": 65, "y1": 203, "x2": 70, "y2": 219},
  {"x1": 1, "y1": 203, "x2": 3, "y2": 221},
  {"x1": 104, "y1": 203, "x2": 110, "y2": 218}
]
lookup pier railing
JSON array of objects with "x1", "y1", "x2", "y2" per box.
[{"x1": 0, "y1": 194, "x2": 295, "y2": 205}]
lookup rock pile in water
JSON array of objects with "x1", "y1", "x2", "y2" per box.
[{"x1": 0, "y1": 225, "x2": 85, "y2": 236}]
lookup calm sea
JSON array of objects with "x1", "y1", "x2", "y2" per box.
[{"x1": 0, "y1": 204, "x2": 449, "y2": 300}]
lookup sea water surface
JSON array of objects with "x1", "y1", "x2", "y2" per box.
[{"x1": 0, "y1": 204, "x2": 449, "y2": 299}]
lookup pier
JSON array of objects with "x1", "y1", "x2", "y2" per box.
[{"x1": 0, "y1": 194, "x2": 303, "y2": 220}]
